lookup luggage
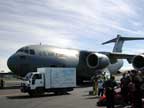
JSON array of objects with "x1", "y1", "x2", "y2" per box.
[{"x1": 97, "y1": 95, "x2": 107, "y2": 106}]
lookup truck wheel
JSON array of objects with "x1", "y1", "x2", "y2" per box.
[
  {"x1": 37, "y1": 88, "x2": 44, "y2": 95},
  {"x1": 54, "y1": 91, "x2": 62, "y2": 95},
  {"x1": 54, "y1": 91, "x2": 67, "y2": 95},
  {"x1": 28, "y1": 88, "x2": 44, "y2": 97},
  {"x1": 28, "y1": 91, "x2": 40, "y2": 97},
  {"x1": 28, "y1": 91, "x2": 35, "y2": 97}
]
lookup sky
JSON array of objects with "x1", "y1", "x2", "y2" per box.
[{"x1": 1, "y1": 0, "x2": 144, "y2": 72}]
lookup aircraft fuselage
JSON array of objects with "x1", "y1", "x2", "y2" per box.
[{"x1": 7, "y1": 45, "x2": 123, "y2": 80}]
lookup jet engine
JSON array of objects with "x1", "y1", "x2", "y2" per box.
[
  {"x1": 86, "y1": 53, "x2": 110, "y2": 69},
  {"x1": 132, "y1": 54, "x2": 144, "y2": 70}
]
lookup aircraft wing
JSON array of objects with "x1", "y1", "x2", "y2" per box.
[{"x1": 107, "y1": 52, "x2": 137, "y2": 63}]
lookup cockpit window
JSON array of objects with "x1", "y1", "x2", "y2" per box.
[
  {"x1": 30, "y1": 49, "x2": 35, "y2": 55},
  {"x1": 17, "y1": 49, "x2": 24, "y2": 53},
  {"x1": 24, "y1": 49, "x2": 29, "y2": 54},
  {"x1": 16, "y1": 48, "x2": 35, "y2": 55}
]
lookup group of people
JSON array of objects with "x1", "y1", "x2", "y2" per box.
[
  {"x1": 91, "y1": 74, "x2": 105, "y2": 96},
  {"x1": 92, "y1": 69, "x2": 144, "y2": 108},
  {"x1": 120, "y1": 70, "x2": 144, "y2": 108},
  {"x1": 92, "y1": 74, "x2": 118, "y2": 108}
]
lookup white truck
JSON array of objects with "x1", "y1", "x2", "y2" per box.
[{"x1": 21, "y1": 67, "x2": 76, "y2": 96}]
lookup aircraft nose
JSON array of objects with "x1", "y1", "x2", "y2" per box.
[
  {"x1": 7, "y1": 55, "x2": 17, "y2": 72},
  {"x1": 7, "y1": 53, "x2": 28, "y2": 76}
]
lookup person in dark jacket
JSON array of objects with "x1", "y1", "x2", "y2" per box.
[
  {"x1": 120, "y1": 73, "x2": 130, "y2": 104},
  {"x1": 0, "y1": 79, "x2": 4, "y2": 89},
  {"x1": 132, "y1": 71, "x2": 143, "y2": 108},
  {"x1": 103, "y1": 75, "x2": 118, "y2": 108}
]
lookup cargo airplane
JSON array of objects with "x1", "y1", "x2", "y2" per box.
[{"x1": 7, "y1": 35, "x2": 144, "y2": 82}]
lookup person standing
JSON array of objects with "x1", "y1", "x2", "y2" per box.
[
  {"x1": 91, "y1": 75, "x2": 98, "y2": 95},
  {"x1": 0, "y1": 79, "x2": 4, "y2": 89},
  {"x1": 120, "y1": 73, "x2": 130, "y2": 104},
  {"x1": 97, "y1": 78, "x2": 104, "y2": 96},
  {"x1": 132, "y1": 71, "x2": 143, "y2": 108},
  {"x1": 103, "y1": 75, "x2": 118, "y2": 108}
]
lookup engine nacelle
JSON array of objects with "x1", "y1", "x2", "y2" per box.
[
  {"x1": 132, "y1": 54, "x2": 144, "y2": 70},
  {"x1": 86, "y1": 53, "x2": 110, "y2": 69}
]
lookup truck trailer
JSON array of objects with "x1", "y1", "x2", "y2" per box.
[{"x1": 21, "y1": 67, "x2": 76, "y2": 96}]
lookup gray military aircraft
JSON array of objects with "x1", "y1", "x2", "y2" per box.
[{"x1": 7, "y1": 35, "x2": 144, "y2": 82}]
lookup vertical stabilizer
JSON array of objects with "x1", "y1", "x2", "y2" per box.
[{"x1": 102, "y1": 34, "x2": 144, "y2": 52}]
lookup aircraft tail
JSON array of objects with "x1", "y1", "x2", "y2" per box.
[{"x1": 102, "y1": 34, "x2": 144, "y2": 52}]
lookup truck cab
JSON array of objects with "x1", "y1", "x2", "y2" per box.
[
  {"x1": 21, "y1": 72, "x2": 45, "y2": 95},
  {"x1": 30, "y1": 73, "x2": 44, "y2": 90}
]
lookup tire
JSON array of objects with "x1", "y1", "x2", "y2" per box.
[
  {"x1": 54, "y1": 91, "x2": 67, "y2": 95},
  {"x1": 36, "y1": 88, "x2": 44, "y2": 96},
  {"x1": 28, "y1": 88, "x2": 44, "y2": 97},
  {"x1": 28, "y1": 91, "x2": 35, "y2": 97}
]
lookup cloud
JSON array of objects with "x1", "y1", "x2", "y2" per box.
[
  {"x1": 0, "y1": 57, "x2": 9, "y2": 72},
  {"x1": 0, "y1": 0, "x2": 144, "y2": 71},
  {"x1": 109, "y1": 0, "x2": 137, "y2": 16}
]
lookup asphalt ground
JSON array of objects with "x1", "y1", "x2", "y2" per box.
[{"x1": 0, "y1": 81, "x2": 132, "y2": 108}]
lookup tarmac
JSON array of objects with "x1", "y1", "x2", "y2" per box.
[{"x1": 0, "y1": 80, "x2": 132, "y2": 108}]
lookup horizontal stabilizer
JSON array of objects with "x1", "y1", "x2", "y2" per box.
[
  {"x1": 102, "y1": 34, "x2": 144, "y2": 52},
  {"x1": 102, "y1": 34, "x2": 144, "y2": 45}
]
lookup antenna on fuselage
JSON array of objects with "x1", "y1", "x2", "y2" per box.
[{"x1": 102, "y1": 34, "x2": 144, "y2": 52}]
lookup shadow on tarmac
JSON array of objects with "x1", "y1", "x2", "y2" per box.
[
  {"x1": 85, "y1": 96, "x2": 99, "y2": 100},
  {"x1": 1, "y1": 86, "x2": 20, "y2": 90},
  {"x1": 7, "y1": 93, "x2": 70, "y2": 100},
  {"x1": 82, "y1": 93, "x2": 100, "y2": 100}
]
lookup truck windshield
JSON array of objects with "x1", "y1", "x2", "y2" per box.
[
  {"x1": 24, "y1": 73, "x2": 33, "y2": 80},
  {"x1": 32, "y1": 74, "x2": 42, "y2": 79}
]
